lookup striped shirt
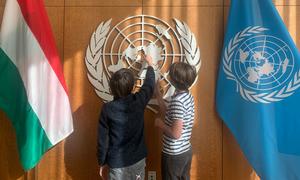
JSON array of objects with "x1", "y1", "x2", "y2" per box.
[{"x1": 162, "y1": 91, "x2": 195, "y2": 155}]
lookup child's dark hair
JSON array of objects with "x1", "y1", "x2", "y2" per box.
[
  {"x1": 109, "y1": 68, "x2": 135, "y2": 98},
  {"x1": 169, "y1": 62, "x2": 197, "y2": 91}
]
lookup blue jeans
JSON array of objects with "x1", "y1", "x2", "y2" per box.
[{"x1": 109, "y1": 158, "x2": 146, "y2": 180}]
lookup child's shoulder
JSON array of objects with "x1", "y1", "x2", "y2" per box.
[
  {"x1": 102, "y1": 100, "x2": 115, "y2": 110},
  {"x1": 172, "y1": 91, "x2": 191, "y2": 101}
]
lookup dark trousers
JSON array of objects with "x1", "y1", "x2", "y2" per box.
[{"x1": 161, "y1": 149, "x2": 192, "y2": 180}]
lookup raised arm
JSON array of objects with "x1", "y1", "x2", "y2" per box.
[{"x1": 136, "y1": 55, "x2": 155, "y2": 106}]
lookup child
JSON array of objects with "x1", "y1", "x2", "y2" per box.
[
  {"x1": 97, "y1": 55, "x2": 155, "y2": 180},
  {"x1": 155, "y1": 62, "x2": 197, "y2": 180}
]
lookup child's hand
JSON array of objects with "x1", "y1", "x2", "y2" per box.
[
  {"x1": 99, "y1": 165, "x2": 108, "y2": 179},
  {"x1": 155, "y1": 118, "x2": 164, "y2": 129},
  {"x1": 142, "y1": 53, "x2": 154, "y2": 66},
  {"x1": 145, "y1": 55, "x2": 153, "y2": 65}
]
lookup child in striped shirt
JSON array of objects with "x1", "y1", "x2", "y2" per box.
[{"x1": 155, "y1": 62, "x2": 197, "y2": 180}]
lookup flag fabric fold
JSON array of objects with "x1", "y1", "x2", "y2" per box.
[
  {"x1": 0, "y1": 0, "x2": 73, "y2": 170},
  {"x1": 217, "y1": 0, "x2": 300, "y2": 179}
]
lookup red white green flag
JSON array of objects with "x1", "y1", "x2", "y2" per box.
[{"x1": 0, "y1": 0, "x2": 73, "y2": 170}]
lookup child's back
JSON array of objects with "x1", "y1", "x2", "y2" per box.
[
  {"x1": 99, "y1": 74, "x2": 154, "y2": 168},
  {"x1": 97, "y1": 55, "x2": 155, "y2": 180},
  {"x1": 163, "y1": 91, "x2": 195, "y2": 155}
]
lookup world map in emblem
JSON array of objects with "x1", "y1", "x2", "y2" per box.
[
  {"x1": 233, "y1": 35, "x2": 294, "y2": 91},
  {"x1": 222, "y1": 26, "x2": 300, "y2": 103}
]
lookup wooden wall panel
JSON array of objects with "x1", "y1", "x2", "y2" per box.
[
  {"x1": 273, "y1": 0, "x2": 300, "y2": 5},
  {"x1": 0, "y1": 0, "x2": 299, "y2": 180},
  {"x1": 276, "y1": 6, "x2": 300, "y2": 45},
  {"x1": 46, "y1": 7, "x2": 65, "y2": 62},
  {"x1": 143, "y1": 0, "x2": 223, "y2": 6},
  {"x1": 65, "y1": 0, "x2": 142, "y2": 7},
  {"x1": 0, "y1": 6, "x2": 3, "y2": 17},
  {"x1": 44, "y1": 0, "x2": 64, "y2": 7},
  {"x1": 0, "y1": 112, "x2": 25, "y2": 180}
]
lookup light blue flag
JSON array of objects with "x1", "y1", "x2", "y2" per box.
[{"x1": 216, "y1": 0, "x2": 300, "y2": 179}]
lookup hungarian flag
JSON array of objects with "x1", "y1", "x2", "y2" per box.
[{"x1": 0, "y1": 0, "x2": 73, "y2": 170}]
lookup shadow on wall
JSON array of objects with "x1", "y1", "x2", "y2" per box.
[
  {"x1": 64, "y1": 103, "x2": 102, "y2": 180},
  {"x1": 0, "y1": 111, "x2": 25, "y2": 180}
]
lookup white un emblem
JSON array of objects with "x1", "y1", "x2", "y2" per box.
[
  {"x1": 85, "y1": 15, "x2": 201, "y2": 112},
  {"x1": 223, "y1": 26, "x2": 300, "y2": 103}
]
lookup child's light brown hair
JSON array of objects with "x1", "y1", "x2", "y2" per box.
[{"x1": 169, "y1": 62, "x2": 197, "y2": 91}]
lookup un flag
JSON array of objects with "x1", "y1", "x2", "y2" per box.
[{"x1": 216, "y1": 0, "x2": 300, "y2": 179}]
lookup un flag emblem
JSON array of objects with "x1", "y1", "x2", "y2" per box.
[{"x1": 223, "y1": 26, "x2": 300, "y2": 103}]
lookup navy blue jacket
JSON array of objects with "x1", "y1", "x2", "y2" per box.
[{"x1": 97, "y1": 66, "x2": 155, "y2": 168}]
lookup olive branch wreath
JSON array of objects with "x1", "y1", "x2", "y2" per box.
[
  {"x1": 223, "y1": 26, "x2": 300, "y2": 103},
  {"x1": 85, "y1": 17, "x2": 202, "y2": 112}
]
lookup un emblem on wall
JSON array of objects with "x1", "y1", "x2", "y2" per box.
[
  {"x1": 223, "y1": 26, "x2": 300, "y2": 103},
  {"x1": 85, "y1": 15, "x2": 201, "y2": 112}
]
